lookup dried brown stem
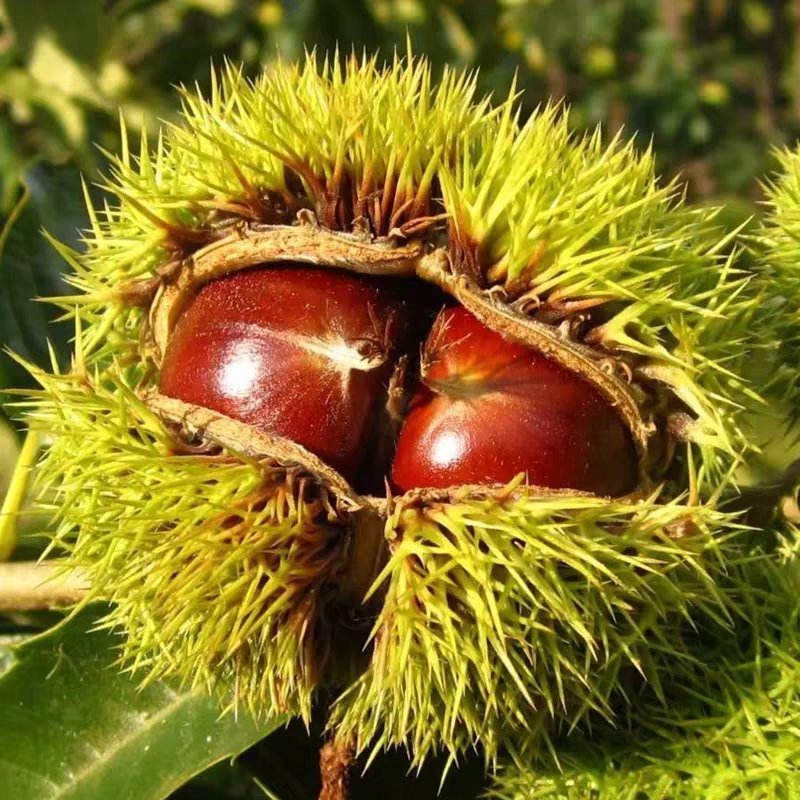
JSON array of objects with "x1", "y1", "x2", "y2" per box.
[
  {"x1": 319, "y1": 737, "x2": 355, "y2": 800},
  {"x1": 0, "y1": 562, "x2": 89, "y2": 611}
]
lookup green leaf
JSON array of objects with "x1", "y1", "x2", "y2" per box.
[
  {"x1": 0, "y1": 607, "x2": 285, "y2": 800},
  {"x1": 0, "y1": 117, "x2": 28, "y2": 212},
  {"x1": 0, "y1": 161, "x2": 87, "y2": 396}
]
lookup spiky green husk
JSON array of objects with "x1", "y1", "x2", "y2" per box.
[
  {"x1": 330, "y1": 493, "x2": 746, "y2": 767},
  {"x1": 21, "y1": 347, "x2": 753, "y2": 758},
  {"x1": 23, "y1": 357, "x2": 347, "y2": 720},
  {"x1": 49, "y1": 50, "x2": 761, "y2": 494},
  {"x1": 487, "y1": 538, "x2": 800, "y2": 799},
  {"x1": 745, "y1": 148, "x2": 800, "y2": 553},
  {"x1": 21, "y1": 50, "x2": 784, "y2": 768}
]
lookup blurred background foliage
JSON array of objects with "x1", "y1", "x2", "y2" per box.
[{"x1": 2, "y1": 0, "x2": 800, "y2": 210}]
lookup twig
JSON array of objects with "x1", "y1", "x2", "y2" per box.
[
  {"x1": 0, "y1": 562, "x2": 89, "y2": 610},
  {"x1": 319, "y1": 737, "x2": 355, "y2": 800}
]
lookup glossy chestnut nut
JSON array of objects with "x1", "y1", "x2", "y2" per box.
[
  {"x1": 391, "y1": 307, "x2": 638, "y2": 496},
  {"x1": 159, "y1": 265, "x2": 419, "y2": 483}
]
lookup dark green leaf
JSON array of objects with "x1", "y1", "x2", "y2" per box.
[
  {"x1": 170, "y1": 760, "x2": 272, "y2": 800},
  {"x1": 0, "y1": 607, "x2": 285, "y2": 800},
  {"x1": 0, "y1": 161, "x2": 86, "y2": 396},
  {"x1": 0, "y1": 117, "x2": 29, "y2": 212}
]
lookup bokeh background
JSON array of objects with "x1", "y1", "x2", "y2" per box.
[{"x1": 4, "y1": 0, "x2": 800, "y2": 204}]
